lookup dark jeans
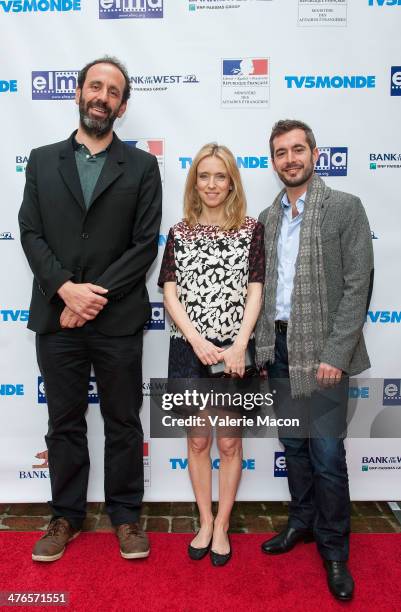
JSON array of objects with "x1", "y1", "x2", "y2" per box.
[
  {"x1": 36, "y1": 324, "x2": 144, "y2": 529},
  {"x1": 267, "y1": 329, "x2": 351, "y2": 561}
]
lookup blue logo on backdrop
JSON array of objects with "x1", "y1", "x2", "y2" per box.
[
  {"x1": 0, "y1": 0, "x2": 80, "y2": 12},
  {"x1": 99, "y1": 0, "x2": 163, "y2": 19},
  {"x1": 158, "y1": 234, "x2": 168, "y2": 247},
  {"x1": 315, "y1": 147, "x2": 348, "y2": 177},
  {"x1": 0, "y1": 309, "x2": 29, "y2": 322},
  {"x1": 274, "y1": 451, "x2": 287, "y2": 477},
  {"x1": 0, "y1": 384, "x2": 24, "y2": 396},
  {"x1": 285, "y1": 75, "x2": 376, "y2": 89},
  {"x1": 0, "y1": 80, "x2": 17, "y2": 92},
  {"x1": 16, "y1": 155, "x2": 29, "y2": 172},
  {"x1": 144, "y1": 303, "x2": 165, "y2": 330},
  {"x1": 383, "y1": 379, "x2": 401, "y2": 405},
  {"x1": 37, "y1": 376, "x2": 99, "y2": 404},
  {"x1": 349, "y1": 386, "x2": 369, "y2": 399},
  {"x1": 179, "y1": 156, "x2": 268, "y2": 170},
  {"x1": 368, "y1": 0, "x2": 401, "y2": 6},
  {"x1": 391, "y1": 67, "x2": 401, "y2": 96},
  {"x1": 367, "y1": 311, "x2": 401, "y2": 323},
  {"x1": 0, "y1": 232, "x2": 14, "y2": 240},
  {"x1": 169, "y1": 458, "x2": 255, "y2": 470},
  {"x1": 32, "y1": 71, "x2": 78, "y2": 100}
]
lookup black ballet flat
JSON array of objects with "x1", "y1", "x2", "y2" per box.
[
  {"x1": 188, "y1": 536, "x2": 212, "y2": 560},
  {"x1": 210, "y1": 536, "x2": 232, "y2": 567}
]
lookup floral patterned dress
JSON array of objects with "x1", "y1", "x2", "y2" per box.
[{"x1": 158, "y1": 216, "x2": 265, "y2": 378}]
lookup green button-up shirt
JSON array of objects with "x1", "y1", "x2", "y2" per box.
[{"x1": 73, "y1": 138, "x2": 109, "y2": 209}]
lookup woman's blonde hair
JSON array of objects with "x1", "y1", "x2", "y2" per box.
[{"x1": 183, "y1": 143, "x2": 246, "y2": 231}]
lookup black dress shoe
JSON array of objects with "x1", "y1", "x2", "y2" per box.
[
  {"x1": 324, "y1": 560, "x2": 354, "y2": 601},
  {"x1": 261, "y1": 527, "x2": 314, "y2": 555},
  {"x1": 188, "y1": 535, "x2": 212, "y2": 560},
  {"x1": 210, "y1": 536, "x2": 231, "y2": 567}
]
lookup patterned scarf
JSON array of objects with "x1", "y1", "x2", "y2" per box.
[{"x1": 255, "y1": 173, "x2": 328, "y2": 398}]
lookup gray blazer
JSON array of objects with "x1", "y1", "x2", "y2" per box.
[{"x1": 259, "y1": 180, "x2": 374, "y2": 375}]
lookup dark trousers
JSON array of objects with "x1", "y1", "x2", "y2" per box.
[
  {"x1": 267, "y1": 329, "x2": 351, "y2": 561},
  {"x1": 36, "y1": 324, "x2": 144, "y2": 529}
]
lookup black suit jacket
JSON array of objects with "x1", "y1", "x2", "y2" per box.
[{"x1": 18, "y1": 132, "x2": 162, "y2": 335}]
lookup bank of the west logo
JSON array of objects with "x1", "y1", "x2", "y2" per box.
[
  {"x1": 188, "y1": 0, "x2": 272, "y2": 11},
  {"x1": 222, "y1": 58, "x2": 270, "y2": 108},
  {"x1": 369, "y1": 152, "x2": 401, "y2": 169},
  {"x1": 37, "y1": 376, "x2": 99, "y2": 404},
  {"x1": 315, "y1": 147, "x2": 348, "y2": 177},
  {"x1": 99, "y1": 0, "x2": 163, "y2": 19},
  {"x1": 391, "y1": 67, "x2": 401, "y2": 96},
  {"x1": 144, "y1": 303, "x2": 165, "y2": 330},
  {"x1": 285, "y1": 75, "x2": 376, "y2": 89},
  {"x1": 0, "y1": 0, "x2": 80, "y2": 12},
  {"x1": 16, "y1": 154, "x2": 28, "y2": 173},
  {"x1": 0, "y1": 232, "x2": 14, "y2": 240},
  {"x1": 130, "y1": 73, "x2": 199, "y2": 93},
  {"x1": 32, "y1": 71, "x2": 78, "y2": 100},
  {"x1": 383, "y1": 379, "x2": 401, "y2": 406},
  {"x1": 124, "y1": 139, "x2": 164, "y2": 182}
]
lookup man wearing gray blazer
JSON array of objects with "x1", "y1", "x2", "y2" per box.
[{"x1": 255, "y1": 120, "x2": 373, "y2": 601}]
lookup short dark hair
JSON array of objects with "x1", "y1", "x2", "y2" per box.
[
  {"x1": 77, "y1": 56, "x2": 131, "y2": 103},
  {"x1": 269, "y1": 119, "x2": 316, "y2": 159}
]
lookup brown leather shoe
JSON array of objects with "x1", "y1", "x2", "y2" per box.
[
  {"x1": 116, "y1": 523, "x2": 150, "y2": 559},
  {"x1": 32, "y1": 518, "x2": 80, "y2": 562}
]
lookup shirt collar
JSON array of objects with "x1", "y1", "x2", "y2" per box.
[
  {"x1": 281, "y1": 191, "x2": 307, "y2": 215},
  {"x1": 72, "y1": 132, "x2": 113, "y2": 155}
]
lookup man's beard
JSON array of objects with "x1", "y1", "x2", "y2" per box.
[
  {"x1": 79, "y1": 97, "x2": 119, "y2": 138},
  {"x1": 276, "y1": 157, "x2": 315, "y2": 188}
]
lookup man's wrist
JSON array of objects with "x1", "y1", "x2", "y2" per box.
[{"x1": 57, "y1": 280, "x2": 74, "y2": 300}]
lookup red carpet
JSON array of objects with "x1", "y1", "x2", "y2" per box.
[{"x1": 0, "y1": 533, "x2": 400, "y2": 611}]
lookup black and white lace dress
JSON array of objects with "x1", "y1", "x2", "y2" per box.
[{"x1": 158, "y1": 216, "x2": 265, "y2": 378}]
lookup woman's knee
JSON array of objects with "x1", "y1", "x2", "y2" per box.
[
  {"x1": 188, "y1": 435, "x2": 212, "y2": 454},
  {"x1": 217, "y1": 437, "x2": 242, "y2": 458}
]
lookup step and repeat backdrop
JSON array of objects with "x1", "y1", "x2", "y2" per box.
[{"x1": 1, "y1": 0, "x2": 401, "y2": 502}]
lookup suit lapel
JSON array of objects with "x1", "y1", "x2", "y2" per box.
[
  {"x1": 58, "y1": 135, "x2": 86, "y2": 212},
  {"x1": 89, "y1": 135, "x2": 125, "y2": 208}
]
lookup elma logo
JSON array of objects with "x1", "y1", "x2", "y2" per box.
[
  {"x1": 315, "y1": 147, "x2": 348, "y2": 177},
  {"x1": 0, "y1": 309, "x2": 29, "y2": 322},
  {"x1": 0, "y1": 384, "x2": 24, "y2": 396},
  {"x1": 383, "y1": 379, "x2": 401, "y2": 405},
  {"x1": 99, "y1": 0, "x2": 163, "y2": 19},
  {"x1": 179, "y1": 156, "x2": 268, "y2": 170},
  {"x1": 32, "y1": 71, "x2": 78, "y2": 100},
  {"x1": 285, "y1": 75, "x2": 376, "y2": 89},
  {"x1": 144, "y1": 303, "x2": 165, "y2": 330},
  {"x1": 169, "y1": 458, "x2": 255, "y2": 470},
  {"x1": 0, "y1": 232, "x2": 14, "y2": 240},
  {"x1": 349, "y1": 386, "x2": 369, "y2": 399},
  {"x1": 0, "y1": 0, "x2": 80, "y2": 12},
  {"x1": 391, "y1": 67, "x2": 401, "y2": 96},
  {"x1": 367, "y1": 310, "x2": 401, "y2": 323},
  {"x1": 369, "y1": 0, "x2": 401, "y2": 5},
  {"x1": 38, "y1": 376, "x2": 99, "y2": 404},
  {"x1": 274, "y1": 451, "x2": 287, "y2": 477},
  {"x1": 0, "y1": 80, "x2": 17, "y2": 93}
]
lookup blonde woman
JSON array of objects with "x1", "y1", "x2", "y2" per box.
[{"x1": 158, "y1": 143, "x2": 264, "y2": 565}]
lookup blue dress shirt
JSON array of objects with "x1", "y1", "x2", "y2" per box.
[{"x1": 275, "y1": 191, "x2": 306, "y2": 321}]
